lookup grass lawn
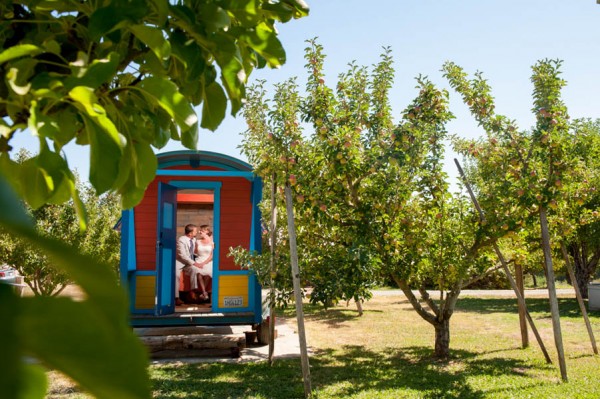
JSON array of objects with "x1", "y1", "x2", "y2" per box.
[{"x1": 47, "y1": 292, "x2": 600, "y2": 398}]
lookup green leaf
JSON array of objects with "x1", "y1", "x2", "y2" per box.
[
  {"x1": 137, "y1": 76, "x2": 198, "y2": 140},
  {"x1": 35, "y1": 147, "x2": 73, "y2": 205},
  {"x1": 21, "y1": 364, "x2": 48, "y2": 399},
  {"x1": 201, "y1": 81, "x2": 227, "y2": 131},
  {"x1": 121, "y1": 186, "x2": 146, "y2": 209},
  {"x1": 146, "y1": 0, "x2": 169, "y2": 25},
  {"x1": 65, "y1": 52, "x2": 121, "y2": 90},
  {"x1": 132, "y1": 142, "x2": 157, "y2": 189},
  {"x1": 239, "y1": 22, "x2": 286, "y2": 68},
  {"x1": 222, "y1": 0, "x2": 260, "y2": 27},
  {"x1": 150, "y1": 108, "x2": 174, "y2": 149},
  {"x1": 0, "y1": 285, "x2": 26, "y2": 399},
  {"x1": 0, "y1": 44, "x2": 42, "y2": 64},
  {"x1": 7, "y1": 65, "x2": 32, "y2": 95},
  {"x1": 170, "y1": 30, "x2": 206, "y2": 81},
  {"x1": 130, "y1": 25, "x2": 171, "y2": 62},
  {"x1": 28, "y1": 101, "x2": 60, "y2": 141},
  {"x1": 20, "y1": 297, "x2": 150, "y2": 399},
  {"x1": 68, "y1": 86, "x2": 122, "y2": 148},
  {"x1": 0, "y1": 223, "x2": 150, "y2": 399},
  {"x1": 197, "y1": 3, "x2": 231, "y2": 32},
  {"x1": 70, "y1": 183, "x2": 88, "y2": 231},
  {"x1": 84, "y1": 117, "x2": 123, "y2": 194},
  {"x1": 19, "y1": 159, "x2": 53, "y2": 209},
  {"x1": 212, "y1": 34, "x2": 245, "y2": 115},
  {"x1": 88, "y1": 1, "x2": 149, "y2": 40},
  {"x1": 181, "y1": 121, "x2": 199, "y2": 150}
]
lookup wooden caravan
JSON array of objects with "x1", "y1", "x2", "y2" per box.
[{"x1": 119, "y1": 151, "x2": 264, "y2": 327}]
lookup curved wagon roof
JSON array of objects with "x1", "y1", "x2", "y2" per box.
[{"x1": 157, "y1": 150, "x2": 252, "y2": 172}]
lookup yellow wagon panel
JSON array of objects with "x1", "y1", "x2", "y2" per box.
[
  {"x1": 218, "y1": 275, "x2": 249, "y2": 308},
  {"x1": 135, "y1": 275, "x2": 156, "y2": 309}
]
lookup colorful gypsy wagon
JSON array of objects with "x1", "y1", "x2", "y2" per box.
[{"x1": 119, "y1": 150, "x2": 265, "y2": 328}]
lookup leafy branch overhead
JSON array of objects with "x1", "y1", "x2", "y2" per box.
[
  {"x1": 0, "y1": 2, "x2": 309, "y2": 398},
  {"x1": 0, "y1": 0, "x2": 309, "y2": 209}
]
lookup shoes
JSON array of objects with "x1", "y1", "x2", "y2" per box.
[{"x1": 175, "y1": 298, "x2": 184, "y2": 306}]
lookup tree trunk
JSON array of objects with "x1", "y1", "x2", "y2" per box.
[
  {"x1": 355, "y1": 298, "x2": 363, "y2": 316},
  {"x1": 568, "y1": 241, "x2": 600, "y2": 299},
  {"x1": 515, "y1": 263, "x2": 529, "y2": 348},
  {"x1": 434, "y1": 318, "x2": 450, "y2": 359}
]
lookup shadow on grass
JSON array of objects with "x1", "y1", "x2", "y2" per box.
[
  {"x1": 150, "y1": 345, "x2": 545, "y2": 399},
  {"x1": 279, "y1": 303, "x2": 382, "y2": 329},
  {"x1": 455, "y1": 297, "x2": 597, "y2": 319}
]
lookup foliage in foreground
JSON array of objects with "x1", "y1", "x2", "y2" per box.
[
  {"x1": 0, "y1": 152, "x2": 121, "y2": 296},
  {"x1": 0, "y1": 1, "x2": 308, "y2": 398}
]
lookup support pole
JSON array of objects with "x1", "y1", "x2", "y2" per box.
[
  {"x1": 515, "y1": 263, "x2": 529, "y2": 348},
  {"x1": 539, "y1": 208, "x2": 568, "y2": 381},
  {"x1": 454, "y1": 159, "x2": 552, "y2": 364},
  {"x1": 268, "y1": 175, "x2": 278, "y2": 365},
  {"x1": 284, "y1": 184, "x2": 312, "y2": 398},
  {"x1": 560, "y1": 242, "x2": 598, "y2": 355}
]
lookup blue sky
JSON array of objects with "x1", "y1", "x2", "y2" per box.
[{"x1": 12, "y1": 1, "x2": 600, "y2": 182}]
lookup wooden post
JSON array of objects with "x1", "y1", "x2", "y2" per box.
[
  {"x1": 454, "y1": 159, "x2": 552, "y2": 364},
  {"x1": 560, "y1": 242, "x2": 598, "y2": 354},
  {"x1": 268, "y1": 176, "x2": 278, "y2": 365},
  {"x1": 492, "y1": 243, "x2": 552, "y2": 363},
  {"x1": 284, "y1": 184, "x2": 312, "y2": 398},
  {"x1": 514, "y1": 263, "x2": 529, "y2": 348},
  {"x1": 539, "y1": 207, "x2": 568, "y2": 382}
]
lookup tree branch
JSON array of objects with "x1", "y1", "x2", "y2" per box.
[
  {"x1": 418, "y1": 286, "x2": 440, "y2": 317},
  {"x1": 392, "y1": 275, "x2": 437, "y2": 326},
  {"x1": 461, "y1": 261, "x2": 507, "y2": 289}
]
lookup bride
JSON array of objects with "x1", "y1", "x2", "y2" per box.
[{"x1": 194, "y1": 224, "x2": 214, "y2": 301}]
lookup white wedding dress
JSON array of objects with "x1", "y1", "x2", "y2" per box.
[{"x1": 195, "y1": 241, "x2": 213, "y2": 277}]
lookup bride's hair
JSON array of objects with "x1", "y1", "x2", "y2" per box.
[{"x1": 199, "y1": 224, "x2": 212, "y2": 237}]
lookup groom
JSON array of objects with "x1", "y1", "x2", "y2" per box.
[{"x1": 174, "y1": 224, "x2": 203, "y2": 305}]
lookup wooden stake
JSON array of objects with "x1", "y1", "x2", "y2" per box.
[
  {"x1": 560, "y1": 242, "x2": 598, "y2": 354},
  {"x1": 454, "y1": 159, "x2": 552, "y2": 364},
  {"x1": 515, "y1": 263, "x2": 529, "y2": 348},
  {"x1": 492, "y1": 243, "x2": 552, "y2": 363},
  {"x1": 539, "y1": 207, "x2": 568, "y2": 381},
  {"x1": 284, "y1": 184, "x2": 312, "y2": 398},
  {"x1": 268, "y1": 175, "x2": 278, "y2": 365}
]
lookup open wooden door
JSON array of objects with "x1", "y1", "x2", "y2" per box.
[{"x1": 156, "y1": 182, "x2": 177, "y2": 315}]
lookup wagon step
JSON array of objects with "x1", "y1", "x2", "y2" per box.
[{"x1": 137, "y1": 331, "x2": 246, "y2": 359}]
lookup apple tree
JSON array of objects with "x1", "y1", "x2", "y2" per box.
[
  {"x1": 443, "y1": 59, "x2": 598, "y2": 380},
  {"x1": 242, "y1": 40, "x2": 495, "y2": 357}
]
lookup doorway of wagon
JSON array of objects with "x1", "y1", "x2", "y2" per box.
[{"x1": 175, "y1": 189, "x2": 215, "y2": 312}]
